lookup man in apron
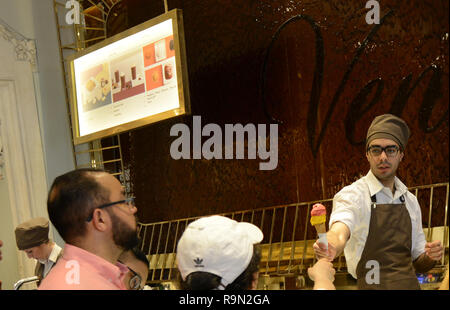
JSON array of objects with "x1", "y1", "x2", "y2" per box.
[{"x1": 313, "y1": 114, "x2": 443, "y2": 289}]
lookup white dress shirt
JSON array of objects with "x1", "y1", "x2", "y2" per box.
[
  {"x1": 329, "y1": 170, "x2": 427, "y2": 279},
  {"x1": 38, "y1": 243, "x2": 62, "y2": 278}
]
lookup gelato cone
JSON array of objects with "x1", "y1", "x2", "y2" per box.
[
  {"x1": 310, "y1": 203, "x2": 328, "y2": 250},
  {"x1": 314, "y1": 222, "x2": 327, "y2": 234}
]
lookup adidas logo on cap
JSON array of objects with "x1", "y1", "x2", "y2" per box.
[{"x1": 193, "y1": 257, "x2": 204, "y2": 267}]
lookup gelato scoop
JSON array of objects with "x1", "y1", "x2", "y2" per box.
[{"x1": 310, "y1": 203, "x2": 328, "y2": 250}]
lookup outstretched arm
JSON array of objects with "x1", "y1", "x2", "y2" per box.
[
  {"x1": 313, "y1": 222, "x2": 350, "y2": 261},
  {"x1": 308, "y1": 258, "x2": 336, "y2": 290}
]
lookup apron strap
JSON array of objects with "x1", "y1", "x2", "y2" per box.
[
  {"x1": 370, "y1": 194, "x2": 405, "y2": 203},
  {"x1": 371, "y1": 195, "x2": 377, "y2": 203}
]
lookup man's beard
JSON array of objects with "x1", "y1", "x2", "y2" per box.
[{"x1": 108, "y1": 210, "x2": 139, "y2": 250}]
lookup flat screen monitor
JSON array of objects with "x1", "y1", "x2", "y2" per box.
[{"x1": 67, "y1": 9, "x2": 190, "y2": 144}]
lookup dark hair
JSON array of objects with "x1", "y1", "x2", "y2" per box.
[
  {"x1": 179, "y1": 245, "x2": 262, "y2": 290},
  {"x1": 47, "y1": 168, "x2": 110, "y2": 242},
  {"x1": 131, "y1": 246, "x2": 149, "y2": 268}
]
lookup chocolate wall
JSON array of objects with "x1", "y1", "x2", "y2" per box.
[{"x1": 110, "y1": 0, "x2": 449, "y2": 226}]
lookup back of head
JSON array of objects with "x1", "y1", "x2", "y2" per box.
[
  {"x1": 180, "y1": 245, "x2": 262, "y2": 290},
  {"x1": 176, "y1": 215, "x2": 263, "y2": 290},
  {"x1": 130, "y1": 246, "x2": 149, "y2": 268},
  {"x1": 47, "y1": 168, "x2": 109, "y2": 243}
]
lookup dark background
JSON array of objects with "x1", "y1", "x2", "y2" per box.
[{"x1": 93, "y1": 0, "x2": 449, "y2": 227}]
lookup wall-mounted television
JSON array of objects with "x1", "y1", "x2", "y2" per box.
[{"x1": 67, "y1": 9, "x2": 190, "y2": 145}]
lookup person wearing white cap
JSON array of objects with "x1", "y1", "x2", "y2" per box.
[
  {"x1": 176, "y1": 215, "x2": 263, "y2": 290},
  {"x1": 176, "y1": 215, "x2": 336, "y2": 290}
]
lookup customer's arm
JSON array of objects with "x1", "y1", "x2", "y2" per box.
[{"x1": 308, "y1": 258, "x2": 336, "y2": 290}]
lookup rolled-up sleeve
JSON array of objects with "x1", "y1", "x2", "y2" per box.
[
  {"x1": 409, "y1": 194, "x2": 427, "y2": 260},
  {"x1": 329, "y1": 186, "x2": 362, "y2": 236}
]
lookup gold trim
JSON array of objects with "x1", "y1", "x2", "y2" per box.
[
  {"x1": 67, "y1": 9, "x2": 190, "y2": 145},
  {"x1": 137, "y1": 182, "x2": 449, "y2": 283}
]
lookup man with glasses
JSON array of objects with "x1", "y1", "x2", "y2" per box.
[
  {"x1": 313, "y1": 114, "x2": 443, "y2": 289},
  {"x1": 39, "y1": 168, "x2": 139, "y2": 290}
]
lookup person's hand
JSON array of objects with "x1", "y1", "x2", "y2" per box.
[
  {"x1": 308, "y1": 258, "x2": 336, "y2": 283},
  {"x1": 0, "y1": 239, "x2": 3, "y2": 261},
  {"x1": 313, "y1": 239, "x2": 337, "y2": 261},
  {"x1": 425, "y1": 240, "x2": 443, "y2": 261}
]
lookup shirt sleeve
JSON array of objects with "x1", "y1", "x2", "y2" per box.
[
  {"x1": 409, "y1": 193, "x2": 427, "y2": 260},
  {"x1": 329, "y1": 185, "x2": 363, "y2": 236}
]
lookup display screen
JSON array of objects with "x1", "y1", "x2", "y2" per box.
[{"x1": 68, "y1": 9, "x2": 190, "y2": 144}]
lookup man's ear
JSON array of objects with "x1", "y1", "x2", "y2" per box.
[{"x1": 91, "y1": 209, "x2": 109, "y2": 232}]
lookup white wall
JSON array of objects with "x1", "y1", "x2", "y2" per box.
[
  {"x1": 30, "y1": 0, "x2": 75, "y2": 185},
  {"x1": 0, "y1": 0, "x2": 74, "y2": 288},
  {"x1": 0, "y1": 0, "x2": 75, "y2": 183},
  {"x1": 0, "y1": 0, "x2": 35, "y2": 38}
]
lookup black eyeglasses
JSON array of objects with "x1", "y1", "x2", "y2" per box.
[
  {"x1": 367, "y1": 145, "x2": 400, "y2": 158},
  {"x1": 86, "y1": 197, "x2": 135, "y2": 222}
]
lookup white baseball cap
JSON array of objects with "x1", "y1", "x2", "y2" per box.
[{"x1": 176, "y1": 215, "x2": 264, "y2": 288}]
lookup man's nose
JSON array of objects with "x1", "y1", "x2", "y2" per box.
[{"x1": 379, "y1": 150, "x2": 388, "y2": 161}]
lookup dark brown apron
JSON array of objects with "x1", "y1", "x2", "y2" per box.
[{"x1": 355, "y1": 194, "x2": 420, "y2": 290}]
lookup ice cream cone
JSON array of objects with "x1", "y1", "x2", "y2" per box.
[
  {"x1": 314, "y1": 222, "x2": 327, "y2": 234},
  {"x1": 310, "y1": 203, "x2": 328, "y2": 250}
]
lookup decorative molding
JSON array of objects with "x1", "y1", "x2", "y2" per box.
[{"x1": 0, "y1": 18, "x2": 37, "y2": 70}]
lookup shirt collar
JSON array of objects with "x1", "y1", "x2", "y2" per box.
[
  {"x1": 365, "y1": 170, "x2": 384, "y2": 196},
  {"x1": 38, "y1": 242, "x2": 61, "y2": 265},
  {"x1": 63, "y1": 244, "x2": 128, "y2": 289},
  {"x1": 393, "y1": 175, "x2": 408, "y2": 198},
  {"x1": 365, "y1": 170, "x2": 408, "y2": 199},
  {"x1": 48, "y1": 243, "x2": 62, "y2": 263}
]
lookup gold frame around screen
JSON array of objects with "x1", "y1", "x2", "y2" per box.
[{"x1": 67, "y1": 9, "x2": 190, "y2": 145}]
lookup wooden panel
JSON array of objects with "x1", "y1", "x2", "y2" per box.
[{"x1": 112, "y1": 0, "x2": 448, "y2": 226}]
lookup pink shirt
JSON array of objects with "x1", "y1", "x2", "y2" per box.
[{"x1": 39, "y1": 244, "x2": 128, "y2": 290}]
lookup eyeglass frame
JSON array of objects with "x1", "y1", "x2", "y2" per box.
[
  {"x1": 118, "y1": 260, "x2": 143, "y2": 290},
  {"x1": 86, "y1": 197, "x2": 135, "y2": 222},
  {"x1": 367, "y1": 145, "x2": 401, "y2": 158},
  {"x1": 127, "y1": 266, "x2": 143, "y2": 290}
]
